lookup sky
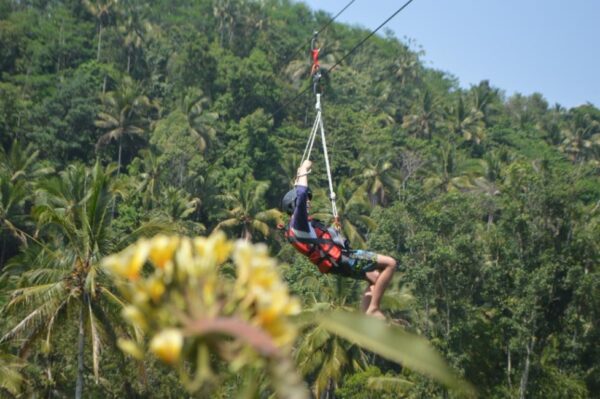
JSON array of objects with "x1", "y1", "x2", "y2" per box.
[{"x1": 300, "y1": 0, "x2": 599, "y2": 109}]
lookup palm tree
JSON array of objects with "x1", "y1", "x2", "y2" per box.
[
  {"x1": 0, "y1": 141, "x2": 52, "y2": 266},
  {"x1": 117, "y1": 5, "x2": 145, "y2": 73},
  {"x1": 1, "y1": 162, "x2": 166, "y2": 399},
  {"x1": 0, "y1": 178, "x2": 28, "y2": 264},
  {"x1": 154, "y1": 186, "x2": 205, "y2": 235},
  {"x1": 214, "y1": 179, "x2": 282, "y2": 241},
  {"x1": 393, "y1": 49, "x2": 421, "y2": 89},
  {"x1": 181, "y1": 88, "x2": 219, "y2": 154},
  {"x1": 0, "y1": 351, "x2": 26, "y2": 397},
  {"x1": 423, "y1": 141, "x2": 484, "y2": 193},
  {"x1": 469, "y1": 80, "x2": 502, "y2": 126},
  {"x1": 445, "y1": 96, "x2": 485, "y2": 144},
  {"x1": 354, "y1": 154, "x2": 400, "y2": 207},
  {"x1": 213, "y1": 0, "x2": 237, "y2": 48},
  {"x1": 0, "y1": 140, "x2": 53, "y2": 185},
  {"x1": 559, "y1": 107, "x2": 600, "y2": 163},
  {"x1": 294, "y1": 276, "x2": 368, "y2": 398},
  {"x1": 467, "y1": 152, "x2": 502, "y2": 227},
  {"x1": 402, "y1": 88, "x2": 444, "y2": 140},
  {"x1": 129, "y1": 148, "x2": 161, "y2": 209},
  {"x1": 213, "y1": 0, "x2": 267, "y2": 50},
  {"x1": 95, "y1": 76, "x2": 154, "y2": 174},
  {"x1": 82, "y1": 0, "x2": 118, "y2": 61}
]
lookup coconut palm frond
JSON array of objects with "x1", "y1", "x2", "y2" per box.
[
  {"x1": 88, "y1": 300, "x2": 102, "y2": 383},
  {"x1": 6, "y1": 282, "x2": 67, "y2": 310},
  {"x1": 251, "y1": 219, "x2": 270, "y2": 238},
  {"x1": 342, "y1": 220, "x2": 366, "y2": 249},
  {"x1": 367, "y1": 376, "x2": 414, "y2": 392},
  {"x1": 94, "y1": 112, "x2": 119, "y2": 128},
  {"x1": 0, "y1": 352, "x2": 26, "y2": 396},
  {"x1": 2, "y1": 295, "x2": 68, "y2": 344},
  {"x1": 119, "y1": 216, "x2": 179, "y2": 247},
  {"x1": 19, "y1": 265, "x2": 67, "y2": 285},
  {"x1": 214, "y1": 218, "x2": 240, "y2": 232}
]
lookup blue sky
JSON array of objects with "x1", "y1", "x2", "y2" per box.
[{"x1": 300, "y1": 0, "x2": 599, "y2": 109}]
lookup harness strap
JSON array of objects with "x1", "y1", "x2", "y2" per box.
[
  {"x1": 285, "y1": 225, "x2": 344, "y2": 269},
  {"x1": 286, "y1": 236, "x2": 336, "y2": 246}
]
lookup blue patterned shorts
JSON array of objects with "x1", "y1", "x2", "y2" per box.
[{"x1": 331, "y1": 249, "x2": 379, "y2": 280}]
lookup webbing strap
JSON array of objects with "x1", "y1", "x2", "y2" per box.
[
  {"x1": 299, "y1": 94, "x2": 339, "y2": 221},
  {"x1": 317, "y1": 98, "x2": 338, "y2": 220},
  {"x1": 301, "y1": 110, "x2": 320, "y2": 165}
]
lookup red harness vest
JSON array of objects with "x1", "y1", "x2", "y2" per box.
[{"x1": 285, "y1": 220, "x2": 345, "y2": 273}]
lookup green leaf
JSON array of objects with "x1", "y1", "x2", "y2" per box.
[{"x1": 318, "y1": 311, "x2": 475, "y2": 396}]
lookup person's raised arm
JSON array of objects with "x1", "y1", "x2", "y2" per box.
[
  {"x1": 295, "y1": 160, "x2": 311, "y2": 187},
  {"x1": 291, "y1": 160, "x2": 312, "y2": 232}
]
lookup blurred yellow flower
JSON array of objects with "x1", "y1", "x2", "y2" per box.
[
  {"x1": 149, "y1": 235, "x2": 179, "y2": 270},
  {"x1": 102, "y1": 239, "x2": 150, "y2": 281},
  {"x1": 150, "y1": 328, "x2": 184, "y2": 364},
  {"x1": 176, "y1": 237, "x2": 196, "y2": 277},
  {"x1": 128, "y1": 239, "x2": 151, "y2": 279},
  {"x1": 106, "y1": 233, "x2": 302, "y2": 373},
  {"x1": 202, "y1": 274, "x2": 217, "y2": 307},
  {"x1": 206, "y1": 231, "x2": 233, "y2": 265},
  {"x1": 101, "y1": 254, "x2": 127, "y2": 278},
  {"x1": 145, "y1": 276, "x2": 166, "y2": 302},
  {"x1": 285, "y1": 297, "x2": 301, "y2": 315},
  {"x1": 122, "y1": 305, "x2": 148, "y2": 329},
  {"x1": 232, "y1": 240, "x2": 254, "y2": 285},
  {"x1": 259, "y1": 317, "x2": 297, "y2": 347}
]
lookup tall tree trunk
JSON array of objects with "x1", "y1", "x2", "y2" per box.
[
  {"x1": 57, "y1": 22, "x2": 63, "y2": 73},
  {"x1": 445, "y1": 299, "x2": 451, "y2": 338},
  {"x1": 518, "y1": 336, "x2": 534, "y2": 399},
  {"x1": 179, "y1": 158, "x2": 184, "y2": 188},
  {"x1": 424, "y1": 298, "x2": 430, "y2": 336},
  {"x1": 102, "y1": 75, "x2": 107, "y2": 95},
  {"x1": 507, "y1": 345, "x2": 512, "y2": 391},
  {"x1": 117, "y1": 140, "x2": 123, "y2": 176},
  {"x1": 242, "y1": 225, "x2": 252, "y2": 242},
  {"x1": 1, "y1": 237, "x2": 5, "y2": 270},
  {"x1": 111, "y1": 141, "x2": 123, "y2": 218},
  {"x1": 487, "y1": 211, "x2": 494, "y2": 229},
  {"x1": 97, "y1": 24, "x2": 103, "y2": 61},
  {"x1": 75, "y1": 302, "x2": 86, "y2": 399},
  {"x1": 325, "y1": 378, "x2": 334, "y2": 399}
]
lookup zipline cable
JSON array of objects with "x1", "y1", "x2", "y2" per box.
[
  {"x1": 279, "y1": 0, "x2": 357, "y2": 72},
  {"x1": 271, "y1": 0, "x2": 418, "y2": 121},
  {"x1": 298, "y1": 0, "x2": 417, "y2": 222},
  {"x1": 325, "y1": 0, "x2": 416, "y2": 74}
]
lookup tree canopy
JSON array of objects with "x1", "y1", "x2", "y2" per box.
[{"x1": 0, "y1": 0, "x2": 599, "y2": 397}]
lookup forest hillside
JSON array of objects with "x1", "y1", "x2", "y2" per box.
[{"x1": 0, "y1": 0, "x2": 599, "y2": 398}]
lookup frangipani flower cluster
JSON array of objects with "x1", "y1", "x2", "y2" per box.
[{"x1": 102, "y1": 231, "x2": 302, "y2": 393}]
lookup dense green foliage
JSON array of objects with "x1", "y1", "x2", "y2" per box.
[{"x1": 1, "y1": 0, "x2": 599, "y2": 397}]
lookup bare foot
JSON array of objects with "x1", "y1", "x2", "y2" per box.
[{"x1": 365, "y1": 309, "x2": 386, "y2": 320}]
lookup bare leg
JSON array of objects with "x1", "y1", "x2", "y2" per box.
[
  {"x1": 364, "y1": 255, "x2": 396, "y2": 318},
  {"x1": 361, "y1": 270, "x2": 380, "y2": 312},
  {"x1": 361, "y1": 283, "x2": 374, "y2": 312}
]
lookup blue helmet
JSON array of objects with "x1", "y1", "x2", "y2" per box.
[{"x1": 281, "y1": 188, "x2": 312, "y2": 215}]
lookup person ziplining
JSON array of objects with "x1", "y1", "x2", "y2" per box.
[{"x1": 280, "y1": 33, "x2": 397, "y2": 319}]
